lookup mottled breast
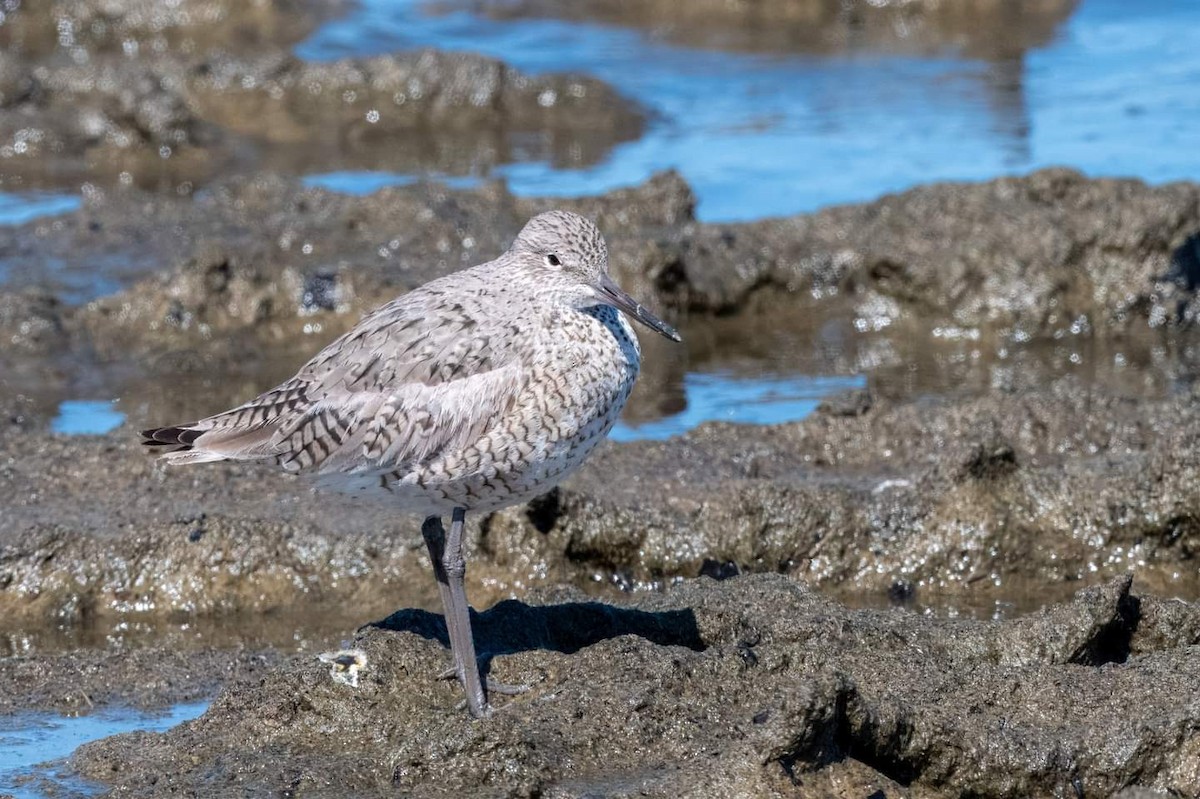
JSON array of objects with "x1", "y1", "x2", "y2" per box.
[{"x1": 380, "y1": 303, "x2": 641, "y2": 514}]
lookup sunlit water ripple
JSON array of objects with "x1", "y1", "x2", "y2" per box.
[{"x1": 297, "y1": 0, "x2": 1200, "y2": 221}]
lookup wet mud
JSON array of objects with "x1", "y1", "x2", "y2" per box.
[
  {"x1": 0, "y1": 0, "x2": 644, "y2": 193},
  {"x1": 447, "y1": 0, "x2": 1081, "y2": 58},
  {"x1": 0, "y1": 647, "x2": 279, "y2": 716},
  {"x1": 7, "y1": 365, "x2": 1200, "y2": 629},
  {"x1": 3, "y1": 1, "x2": 1200, "y2": 793},
  {"x1": 65, "y1": 574, "x2": 1200, "y2": 797},
  {"x1": 451, "y1": 0, "x2": 1089, "y2": 58}
]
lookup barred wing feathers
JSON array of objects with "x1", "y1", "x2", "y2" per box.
[{"x1": 141, "y1": 276, "x2": 527, "y2": 478}]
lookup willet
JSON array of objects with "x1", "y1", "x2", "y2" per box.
[{"x1": 142, "y1": 210, "x2": 681, "y2": 718}]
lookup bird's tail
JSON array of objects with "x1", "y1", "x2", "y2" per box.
[
  {"x1": 140, "y1": 425, "x2": 231, "y2": 465},
  {"x1": 141, "y1": 377, "x2": 313, "y2": 466}
]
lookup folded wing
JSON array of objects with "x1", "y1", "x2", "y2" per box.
[{"x1": 142, "y1": 281, "x2": 527, "y2": 478}]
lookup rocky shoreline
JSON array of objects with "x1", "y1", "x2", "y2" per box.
[
  {"x1": 5, "y1": 168, "x2": 1199, "y2": 355},
  {"x1": 0, "y1": 0, "x2": 644, "y2": 192},
  {"x1": 4, "y1": 1, "x2": 1200, "y2": 796},
  {"x1": 52, "y1": 574, "x2": 1200, "y2": 797},
  {"x1": 3, "y1": 162, "x2": 1200, "y2": 799}
]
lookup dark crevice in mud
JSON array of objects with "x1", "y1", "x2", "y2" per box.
[
  {"x1": 841, "y1": 720, "x2": 922, "y2": 792},
  {"x1": 699, "y1": 558, "x2": 740, "y2": 581},
  {"x1": 525, "y1": 487, "x2": 562, "y2": 534},
  {"x1": 1157, "y1": 229, "x2": 1200, "y2": 325},
  {"x1": 1071, "y1": 591, "x2": 1140, "y2": 667},
  {"x1": 1167, "y1": 230, "x2": 1200, "y2": 292},
  {"x1": 774, "y1": 681, "x2": 922, "y2": 791},
  {"x1": 767, "y1": 579, "x2": 1154, "y2": 792},
  {"x1": 959, "y1": 437, "x2": 1019, "y2": 482}
]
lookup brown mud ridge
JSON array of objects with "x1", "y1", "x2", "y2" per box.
[
  {"x1": 3, "y1": 169, "x2": 1200, "y2": 623},
  {"x1": 49, "y1": 574, "x2": 1200, "y2": 797},
  {"x1": 3, "y1": 168, "x2": 1200, "y2": 357},
  {"x1": 2, "y1": 167, "x2": 1199, "y2": 450},
  {"x1": 0, "y1": 647, "x2": 281, "y2": 715},
  {"x1": 0, "y1": 0, "x2": 644, "y2": 191},
  {"x1": 449, "y1": 0, "x2": 1081, "y2": 58},
  {"x1": 6, "y1": 370, "x2": 1200, "y2": 623}
]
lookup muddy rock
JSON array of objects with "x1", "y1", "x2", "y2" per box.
[
  {"x1": 0, "y1": 647, "x2": 280, "y2": 715},
  {"x1": 0, "y1": 171, "x2": 690, "y2": 364},
  {"x1": 6, "y1": 377, "x2": 1200, "y2": 623},
  {"x1": 0, "y1": 0, "x2": 645, "y2": 192},
  {"x1": 677, "y1": 169, "x2": 1200, "y2": 332},
  {"x1": 470, "y1": 380, "x2": 1200, "y2": 600},
  {"x1": 5, "y1": 170, "x2": 1198, "y2": 373},
  {"x1": 0, "y1": 429, "x2": 440, "y2": 624},
  {"x1": 0, "y1": 0, "x2": 347, "y2": 59},
  {"x1": 192, "y1": 49, "x2": 645, "y2": 171},
  {"x1": 0, "y1": 48, "x2": 644, "y2": 191},
  {"x1": 455, "y1": 0, "x2": 1079, "y2": 58},
  {"x1": 70, "y1": 574, "x2": 1200, "y2": 797}
]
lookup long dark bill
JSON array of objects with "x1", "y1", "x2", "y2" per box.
[{"x1": 595, "y1": 273, "x2": 682, "y2": 342}]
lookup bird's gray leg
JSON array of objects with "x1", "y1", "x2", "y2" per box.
[
  {"x1": 441, "y1": 510, "x2": 531, "y2": 698},
  {"x1": 420, "y1": 516, "x2": 457, "y2": 645},
  {"x1": 422, "y1": 515, "x2": 482, "y2": 714},
  {"x1": 423, "y1": 514, "x2": 528, "y2": 712},
  {"x1": 441, "y1": 507, "x2": 490, "y2": 718}
]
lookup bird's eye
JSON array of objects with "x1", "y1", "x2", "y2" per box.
[{"x1": 545, "y1": 254, "x2": 561, "y2": 267}]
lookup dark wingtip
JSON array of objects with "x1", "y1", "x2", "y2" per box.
[{"x1": 141, "y1": 425, "x2": 203, "y2": 446}]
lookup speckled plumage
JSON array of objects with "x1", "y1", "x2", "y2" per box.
[
  {"x1": 143, "y1": 210, "x2": 680, "y2": 718},
  {"x1": 144, "y1": 210, "x2": 652, "y2": 514}
]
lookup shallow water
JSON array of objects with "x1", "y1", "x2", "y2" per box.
[
  {"x1": 1, "y1": 3, "x2": 1198, "y2": 312},
  {"x1": 44, "y1": 370, "x2": 864, "y2": 442},
  {"x1": 297, "y1": 0, "x2": 1200, "y2": 221},
  {"x1": 49, "y1": 400, "x2": 124, "y2": 436},
  {"x1": 15, "y1": 305, "x2": 1200, "y2": 442},
  {"x1": 302, "y1": 171, "x2": 485, "y2": 194},
  {"x1": 0, "y1": 604, "x2": 395, "y2": 658},
  {"x1": 0, "y1": 192, "x2": 80, "y2": 226},
  {"x1": 0, "y1": 702, "x2": 208, "y2": 799},
  {"x1": 610, "y1": 372, "x2": 865, "y2": 441}
]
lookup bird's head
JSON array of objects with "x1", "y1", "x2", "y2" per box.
[{"x1": 509, "y1": 210, "x2": 681, "y2": 342}]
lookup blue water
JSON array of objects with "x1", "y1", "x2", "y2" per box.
[
  {"x1": 303, "y1": 171, "x2": 485, "y2": 194},
  {"x1": 297, "y1": 0, "x2": 1200, "y2": 221},
  {"x1": 611, "y1": 373, "x2": 866, "y2": 442},
  {"x1": 47, "y1": 375, "x2": 859, "y2": 440},
  {"x1": 50, "y1": 400, "x2": 125, "y2": 435},
  {"x1": 0, "y1": 192, "x2": 81, "y2": 226},
  {"x1": 0, "y1": 702, "x2": 207, "y2": 799}
]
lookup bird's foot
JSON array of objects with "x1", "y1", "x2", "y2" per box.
[
  {"x1": 455, "y1": 698, "x2": 494, "y2": 718},
  {"x1": 437, "y1": 666, "x2": 531, "y2": 697}
]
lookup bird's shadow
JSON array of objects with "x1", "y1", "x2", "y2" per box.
[{"x1": 365, "y1": 599, "x2": 706, "y2": 669}]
